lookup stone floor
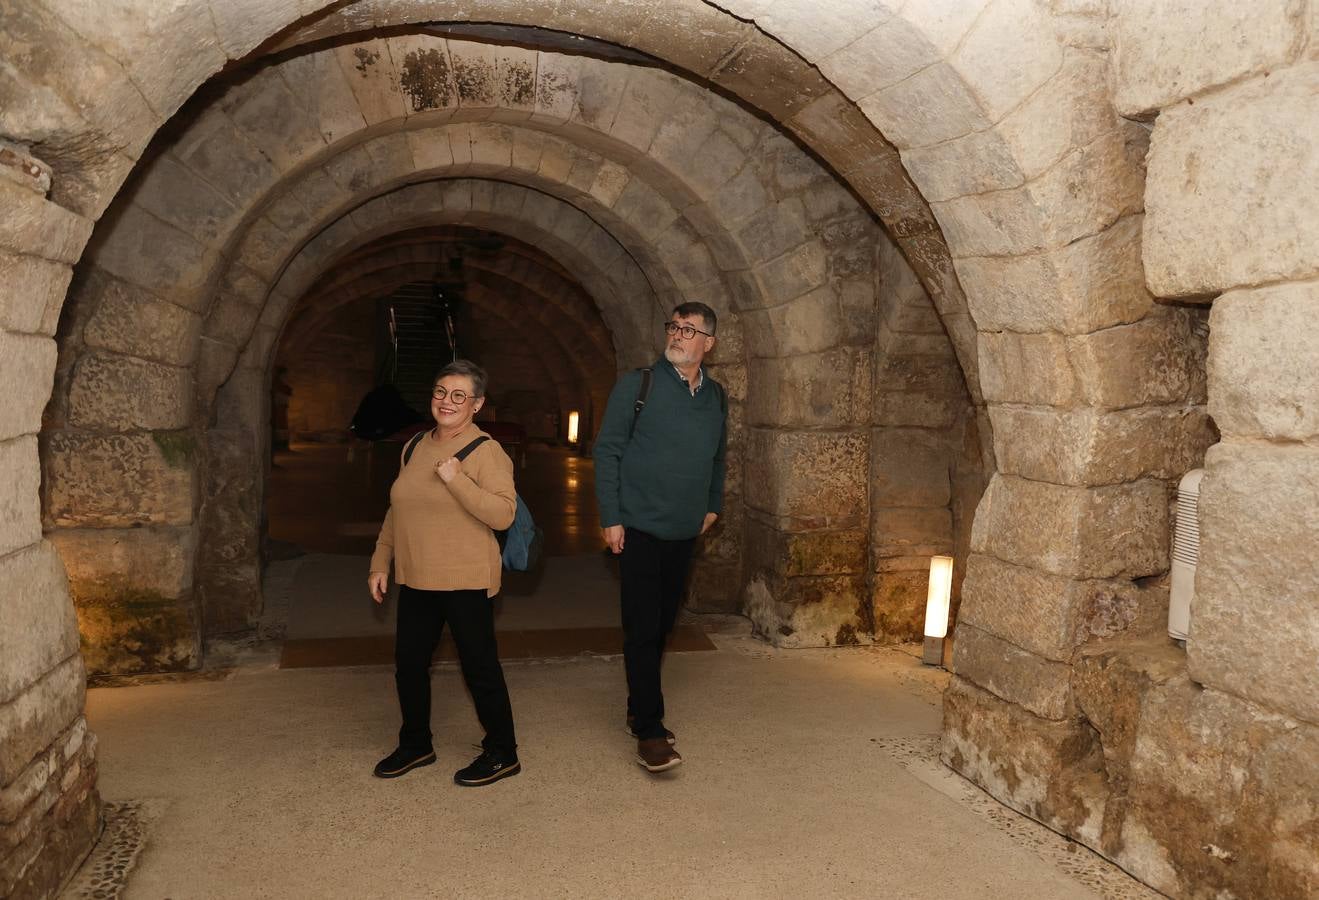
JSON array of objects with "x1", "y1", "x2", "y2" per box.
[{"x1": 65, "y1": 442, "x2": 1161, "y2": 897}]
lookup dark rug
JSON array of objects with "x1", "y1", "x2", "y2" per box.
[{"x1": 279, "y1": 624, "x2": 716, "y2": 668}]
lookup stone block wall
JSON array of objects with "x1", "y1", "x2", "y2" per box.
[
  {"x1": 943, "y1": 5, "x2": 1319, "y2": 898},
  {"x1": 0, "y1": 148, "x2": 101, "y2": 900}
]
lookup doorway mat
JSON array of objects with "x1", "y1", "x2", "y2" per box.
[{"x1": 279, "y1": 624, "x2": 716, "y2": 668}]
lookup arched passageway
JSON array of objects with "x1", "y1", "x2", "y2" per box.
[{"x1": 2, "y1": 3, "x2": 1313, "y2": 899}]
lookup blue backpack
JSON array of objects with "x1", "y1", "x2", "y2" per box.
[{"x1": 402, "y1": 432, "x2": 543, "y2": 572}]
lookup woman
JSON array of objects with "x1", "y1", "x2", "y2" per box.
[{"x1": 367, "y1": 360, "x2": 520, "y2": 786}]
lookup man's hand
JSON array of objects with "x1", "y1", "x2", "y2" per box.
[
  {"x1": 700, "y1": 512, "x2": 719, "y2": 535},
  {"x1": 436, "y1": 457, "x2": 461, "y2": 483},
  {"x1": 603, "y1": 524, "x2": 625, "y2": 554},
  {"x1": 368, "y1": 571, "x2": 389, "y2": 604}
]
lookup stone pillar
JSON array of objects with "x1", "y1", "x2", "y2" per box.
[{"x1": 0, "y1": 158, "x2": 101, "y2": 898}]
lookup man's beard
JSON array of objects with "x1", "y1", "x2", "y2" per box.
[{"x1": 664, "y1": 344, "x2": 690, "y2": 366}]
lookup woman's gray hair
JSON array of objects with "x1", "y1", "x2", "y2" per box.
[{"x1": 435, "y1": 359, "x2": 488, "y2": 398}]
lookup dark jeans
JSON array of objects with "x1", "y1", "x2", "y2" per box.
[
  {"x1": 620, "y1": 527, "x2": 696, "y2": 741},
  {"x1": 394, "y1": 585, "x2": 517, "y2": 758}
]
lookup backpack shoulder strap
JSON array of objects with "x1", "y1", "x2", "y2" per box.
[
  {"x1": 629, "y1": 367, "x2": 653, "y2": 439},
  {"x1": 454, "y1": 435, "x2": 490, "y2": 461},
  {"x1": 401, "y1": 430, "x2": 428, "y2": 466},
  {"x1": 714, "y1": 379, "x2": 726, "y2": 416}
]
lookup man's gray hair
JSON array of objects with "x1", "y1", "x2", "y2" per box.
[
  {"x1": 672, "y1": 301, "x2": 717, "y2": 335},
  {"x1": 435, "y1": 359, "x2": 488, "y2": 397}
]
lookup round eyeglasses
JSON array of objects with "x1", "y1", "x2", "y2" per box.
[
  {"x1": 432, "y1": 386, "x2": 475, "y2": 405},
  {"x1": 664, "y1": 321, "x2": 713, "y2": 340}
]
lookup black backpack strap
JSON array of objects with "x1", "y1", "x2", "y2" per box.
[
  {"x1": 713, "y1": 379, "x2": 726, "y2": 416},
  {"x1": 454, "y1": 436, "x2": 490, "y2": 461},
  {"x1": 401, "y1": 430, "x2": 427, "y2": 466},
  {"x1": 629, "y1": 367, "x2": 653, "y2": 439}
]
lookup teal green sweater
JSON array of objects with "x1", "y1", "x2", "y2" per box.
[{"x1": 593, "y1": 361, "x2": 727, "y2": 540}]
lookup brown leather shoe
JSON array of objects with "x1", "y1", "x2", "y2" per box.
[
  {"x1": 636, "y1": 737, "x2": 683, "y2": 773},
  {"x1": 625, "y1": 716, "x2": 676, "y2": 745}
]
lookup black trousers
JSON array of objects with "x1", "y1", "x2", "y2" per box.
[
  {"x1": 619, "y1": 527, "x2": 696, "y2": 741},
  {"x1": 394, "y1": 585, "x2": 517, "y2": 757}
]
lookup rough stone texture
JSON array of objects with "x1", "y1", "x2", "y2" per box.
[
  {"x1": 43, "y1": 431, "x2": 195, "y2": 528},
  {"x1": 0, "y1": 254, "x2": 72, "y2": 336},
  {"x1": 870, "y1": 428, "x2": 952, "y2": 507},
  {"x1": 744, "y1": 517, "x2": 866, "y2": 578},
  {"x1": 67, "y1": 353, "x2": 192, "y2": 431},
  {"x1": 743, "y1": 429, "x2": 868, "y2": 526},
  {"x1": 990, "y1": 404, "x2": 1216, "y2": 486},
  {"x1": 960, "y1": 554, "x2": 1166, "y2": 662},
  {"x1": 0, "y1": 436, "x2": 41, "y2": 559},
  {"x1": 81, "y1": 271, "x2": 203, "y2": 368},
  {"x1": 956, "y1": 215, "x2": 1151, "y2": 334},
  {"x1": 0, "y1": 656, "x2": 83, "y2": 786},
  {"x1": 1114, "y1": 0, "x2": 1308, "y2": 116},
  {"x1": 0, "y1": 717, "x2": 99, "y2": 900},
  {"x1": 1208, "y1": 281, "x2": 1319, "y2": 441},
  {"x1": 1144, "y1": 62, "x2": 1319, "y2": 297},
  {"x1": 941, "y1": 678, "x2": 1107, "y2": 848},
  {"x1": 951, "y1": 623, "x2": 1075, "y2": 720},
  {"x1": 743, "y1": 570, "x2": 869, "y2": 649},
  {"x1": 0, "y1": 332, "x2": 56, "y2": 442},
  {"x1": 0, "y1": 542, "x2": 77, "y2": 707},
  {"x1": 979, "y1": 306, "x2": 1207, "y2": 409},
  {"x1": 1121, "y1": 680, "x2": 1319, "y2": 899},
  {"x1": 870, "y1": 507, "x2": 952, "y2": 559},
  {"x1": 1190, "y1": 442, "x2": 1319, "y2": 725},
  {"x1": 971, "y1": 475, "x2": 1169, "y2": 580},
  {"x1": 869, "y1": 569, "x2": 927, "y2": 642}
]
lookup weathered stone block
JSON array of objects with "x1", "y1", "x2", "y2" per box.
[
  {"x1": 0, "y1": 656, "x2": 83, "y2": 786},
  {"x1": 960, "y1": 554, "x2": 1165, "y2": 662},
  {"x1": 684, "y1": 559, "x2": 742, "y2": 615},
  {"x1": 0, "y1": 332, "x2": 55, "y2": 442},
  {"x1": 1144, "y1": 62, "x2": 1319, "y2": 296},
  {"x1": 743, "y1": 569, "x2": 870, "y2": 648},
  {"x1": 125, "y1": 154, "x2": 239, "y2": 246},
  {"x1": 1114, "y1": 0, "x2": 1307, "y2": 116},
  {"x1": 979, "y1": 306, "x2": 1207, "y2": 409},
  {"x1": 957, "y1": 215, "x2": 1151, "y2": 334},
  {"x1": 67, "y1": 353, "x2": 191, "y2": 431},
  {"x1": 746, "y1": 349, "x2": 869, "y2": 428},
  {"x1": 0, "y1": 177, "x2": 93, "y2": 265},
  {"x1": 952, "y1": 623, "x2": 1076, "y2": 720},
  {"x1": 871, "y1": 507, "x2": 952, "y2": 559},
  {"x1": 92, "y1": 203, "x2": 215, "y2": 297},
  {"x1": 0, "y1": 253, "x2": 72, "y2": 335},
  {"x1": 1121, "y1": 681, "x2": 1319, "y2": 898},
  {"x1": 743, "y1": 428, "x2": 868, "y2": 525},
  {"x1": 43, "y1": 431, "x2": 195, "y2": 527},
  {"x1": 941, "y1": 677, "x2": 1107, "y2": 846},
  {"x1": 0, "y1": 542, "x2": 77, "y2": 706},
  {"x1": 0, "y1": 436, "x2": 41, "y2": 558},
  {"x1": 990, "y1": 404, "x2": 1216, "y2": 486},
  {"x1": 871, "y1": 569, "x2": 926, "y2": 642},
  {"x1": 871, "y1": 427, "x2": 952, "y2": 507},
  {"x1": 1190, "y1": 442, "x2": 1319, "y2": 724},
  {"x1": 744, "y1": 516, "x2": 866, "y2": 578},
  {"x1": 80, "y1": 271, "x2": 201, "y2": 367},
  {"x1": 971, "y1": 475, "x2": 1168, "y2": 579},
  {"x1": 861, "y1": 62, "x2": 992, "y2": 151},
  {"x1": 1209, "y1": 282, "x2": 1319, "y2": 441}
]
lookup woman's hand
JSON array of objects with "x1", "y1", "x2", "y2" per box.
[
  {"x1": 368, "y1": 571, "x2": 388, "y2": 604},
  {"x1": 436, "y1": 457, "x2": 461, "y2": 483}
]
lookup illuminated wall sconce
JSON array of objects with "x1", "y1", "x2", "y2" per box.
[
  {"x1": 922, "y1": 555, "x2": 953, "y2": 666},
  {"x1": 567, "y1": 410, "x2": 580, "y2": 445}
]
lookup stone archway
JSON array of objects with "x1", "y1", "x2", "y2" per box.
[{"x1": 3, "y1": 3, "x2": 1266, "y2": 898}]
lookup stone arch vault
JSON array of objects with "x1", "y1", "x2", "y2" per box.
[{"x1": 2, "y1": 3, "x2": 1314, "y2": 899}]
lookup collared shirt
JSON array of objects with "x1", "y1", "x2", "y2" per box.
[{"x1": 671, "y1": 362, "x2": 704, "y2": 396}]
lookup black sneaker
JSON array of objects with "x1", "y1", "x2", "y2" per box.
[
  {"x1": 625, "y1": 716, "x2": 676, "y2": 745},
  {"x1": 373, "y1": 747, "x2": 436, "y2": 778},
  {"x1": 453, "y1": 750, "x2": 521, "y2": 787}
]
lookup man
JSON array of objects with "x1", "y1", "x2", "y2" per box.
[{"x1": 593, "y1": 301, "x2": 727, "y2": 773}]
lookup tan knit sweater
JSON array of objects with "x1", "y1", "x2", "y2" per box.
[{"x1": 369, "y1": 425, "x2": 516, "y2": 596}]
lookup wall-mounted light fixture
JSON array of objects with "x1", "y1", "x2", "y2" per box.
[
  {"x1": 922, "y1": 555, "x2": 953, "y2": 666},
  {"x1": 567, "y1": 410, "x2": 580, "y2": 445}
]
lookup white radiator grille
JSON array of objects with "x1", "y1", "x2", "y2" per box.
[{"x1": 1172, "y1": 487, "x2": 1201, "y2": 565}]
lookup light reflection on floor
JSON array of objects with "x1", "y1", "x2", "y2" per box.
[{"x1": 267, "y1": 441, "x2": 604, "y2": 557}]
